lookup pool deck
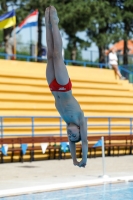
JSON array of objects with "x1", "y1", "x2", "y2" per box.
[{"x1": 0, "y1": 155, "x2": 133, "y2": 197}]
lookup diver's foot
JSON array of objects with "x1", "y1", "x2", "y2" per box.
[
  {"x1": 50, "y1": 6, "x2": 59, "y2": 25},
  {"x1": 45, "y1": 7, "x2": 52, "y2": 28}
]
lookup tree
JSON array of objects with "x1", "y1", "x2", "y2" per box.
[
  {"x1": 15, "y1": 0, "x2": 53, "y2": 60},
  {"x1": 65, "y1": 45, "x2": 82, "y2": 61},
  {"x1": 52, "y1": 0, "x2": 91, "y2": 61},
  {"x1": 86, "y1": 0, "x2": 133, "y2": 65},
  {"x1": 0, "y1": 30, "x2": 4, "y2": 53},
  {"x1": 114, "y1": 0, "x2": 133, "y2": 65},
  {"x1": 0, "y1": 30, "x2": 3, "y2": 43},
  {"x1": 86, "y1": 0, "x2": 122, "y2": 64},
  {"x1": 19, "y1": 0, "x2": 92, "y2": 61}
]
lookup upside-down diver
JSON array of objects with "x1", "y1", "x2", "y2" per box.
[{"x1": 45, "y1": 6, "x2": 88, "y2": 168}]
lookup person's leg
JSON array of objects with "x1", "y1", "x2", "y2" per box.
[
  {"x1": 50, "y1": 6, "x2": 69, "y2": 85},
  {"x1": 112, "y1": 65, "x2": 122, "y2": 79},
  {"x1": 45, "y1": 7, "x2": 55, "y2": 85}
]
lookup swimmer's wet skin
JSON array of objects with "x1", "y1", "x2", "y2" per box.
[{"x1": 45, "y1": 6, "x2": 88, "y2": 168}]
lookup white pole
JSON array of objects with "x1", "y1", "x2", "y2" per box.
[
  {"x1": 101, "y1": 136, "x2": 105, "y2": 176},
  {"x1": 101, "y1": 136, "x2": 109, "y2": 179}
]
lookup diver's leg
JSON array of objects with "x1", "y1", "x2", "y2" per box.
[
  {"x1": 50, "y1": 6, "x2": 69, "y2": 85},
  {"x1": 45, "y1": 7, "x2": 55, "y2": 85}
]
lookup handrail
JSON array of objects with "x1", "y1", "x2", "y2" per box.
[
  {"x1": 0, "y1": 52, "x2": 107, "y2": 68},
  {"x1": 1, "y1": 52, "x2": 133, "y2": 68},
  {"x1": 0, "y1": 116, "x2": 132, "y2": 138},
  {"x1": 119, "y1": 66, "x2": 133, "y2": 74},
  {"x1": 119, "y1": 66, "x2": 133, "y2": 83}
]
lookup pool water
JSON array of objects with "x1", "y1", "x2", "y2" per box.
[{"x1": 1, "y1": 182, "x2": 133, "y2": 200}]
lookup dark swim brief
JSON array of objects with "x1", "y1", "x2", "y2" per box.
[{"x1": 49, "y1": 78, "x2": 72, "y2": 92}]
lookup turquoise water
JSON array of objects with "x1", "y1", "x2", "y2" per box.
[{"x1": 1, "y1": 182, "x2": 133, "y2": 200}]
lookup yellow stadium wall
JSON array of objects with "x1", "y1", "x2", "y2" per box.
[
  {"x1": 0, "y1": 59, "x2": 133, "y2": 117},
  {"x1": 0, "y1": 59, "x2": 133, "y2": 161}
]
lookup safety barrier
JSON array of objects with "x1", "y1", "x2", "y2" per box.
[
  {"x1": 0, "y1": 116, "x2": 133, "y2": 138},
  {"x1": 0, "y1": 52, "x2": 106, "y2": 67},
  {"x1": 119, "y1": 66, "x2": 133, "y2": 83}
]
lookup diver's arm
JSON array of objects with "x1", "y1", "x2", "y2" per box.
[
  {"x1": 78, "y1": 113, "x2": 88, "y2": 167},
  {"x1": 68, "y1": 138, "x2": 79, "y2": 166}
]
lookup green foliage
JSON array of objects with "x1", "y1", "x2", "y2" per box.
[
  {"x1": 53, "y1": 0, "x2": 91, "y2": 60},
  {"x1": 65, "y1": 47, "x2": 82, "y2": 61},
  {"x1": 85, "y1": 0, "x2": 133, "y2": 63},
  {"x1": 86, "y1": 1, "x2": 119, "y2": 52},
  {"x1": 0, "y1": 0, "x2": 133, "y2": 64},
  {"x1": 0, "y1": 47, "x2": 4, "y2": 53},
  {"x1": 111, "y1": 0, "x2": 133, "y2": 64},
  {"x1": 15, "y1": 0, "x2": 50, "y2": 25},
  {"x1": 0, "y1": 30, "x2": 3, "y2": 43}
]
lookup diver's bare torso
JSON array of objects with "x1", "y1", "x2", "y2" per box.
[{"x1": 52, "y1": 90, "x2": 83, "y2": 125}]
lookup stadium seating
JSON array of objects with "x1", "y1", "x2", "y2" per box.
[
  {"x1": 0, "y1": 59, "x2": 133, "y2": 137},
  {"x1": 0, "y1": 59, "x2": 133, "y2": 161}
]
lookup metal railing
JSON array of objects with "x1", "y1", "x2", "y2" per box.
[
  {"x1": 119, "y1": 66, "x2": 133, "y2": 83},
  {"x1": 0, "y1": 52, "x2": 108, "y2": 68},
  {"x1": 0, "y1": 116, "x2": 132, "y2": 138},
  {"x1": 0, "y1": 54, "x2": 133, "y2": 137},
  {"x1": 1, "y1": 52, "x2": 133, "y2": 70}
]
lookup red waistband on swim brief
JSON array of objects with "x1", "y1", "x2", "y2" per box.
[{"x1": 49, "y1": 78, "x2": 72, "y2": 92}]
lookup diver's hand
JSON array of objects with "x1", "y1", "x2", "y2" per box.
[
  {"x1": 73, "y1": 160, "x2": 80, "y2": 166},
  {"x1": 78, "y1": 160, "x2": 86, "y2": 168}
]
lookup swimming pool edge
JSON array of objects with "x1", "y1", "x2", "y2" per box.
[{"x1": 0, "y1": 175, "x2": 133, "y2": 198}]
